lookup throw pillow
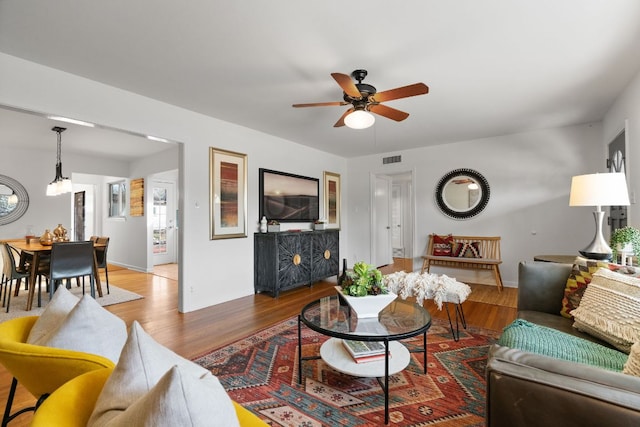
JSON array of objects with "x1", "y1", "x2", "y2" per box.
[
  {"x1": 623, "y1": 342, "x2": 640, "y2": 377},
  {"x1": 560, "y1": 256, "x2": 640, "y2": 319},
  {"x1": 570, "y1": 268, "x2": 640, "y2": 353},
  {"x1": 432, "y1": 234, "x2": 453, "y2": 256},
  {"x1": 96, "y1": 365, "x2": 232, "y2": 427},
  {"x1": 88, "y1": 321, "x2": 239, "y2": 427},
  {"x1": 27, "y1": 286, "x2": 79, "y2": 345},
  {"x1": 39, "y1": 295, "x2": 127, "y2": 363},
  {"x1": 451, "y1": 242, "x2": 481, "y2": 258}
]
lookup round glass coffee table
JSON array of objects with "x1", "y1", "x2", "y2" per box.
[{"x1": 298, "y1": 295, "x2": 431, "y2": 424}]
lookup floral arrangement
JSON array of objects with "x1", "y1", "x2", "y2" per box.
[
  {"x1": 340, "y1": 261, "x2": 388, "y2": 296},
  {"x1": 610, "y1": 226, "x2": 640, "y2": 260}
]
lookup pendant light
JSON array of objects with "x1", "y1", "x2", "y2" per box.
[{"x1": 46, "y1": 126, "x2": 73, "y2": 196}]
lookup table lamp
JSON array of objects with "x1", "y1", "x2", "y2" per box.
[{"x1": 569, "y1": 172, "x2": 630, "y2": 260}]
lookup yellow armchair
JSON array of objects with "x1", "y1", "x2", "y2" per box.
[
  {"x1": 31, "y1": 368, "x2": 269, "y2": 426},
  {"x1": 0, "y1": 316, "x2": 114, "y2": 425}
]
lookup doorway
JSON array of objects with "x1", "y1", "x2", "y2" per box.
[
  {"x1": 608, "y1": 127, "x2": 628, "y2": 235},
  {"x1": 152, "y1": 180, "x2": 177, "y2": 265},
  {"x1": 371, "y1": 171, "x2": 415, "y2": 269}
]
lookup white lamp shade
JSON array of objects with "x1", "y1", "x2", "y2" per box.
[
  {"x1": 569, "y1": 173, "x2": 630, "y2": 207},
  {"x1": 344, "y1": 110, "x2": 375, "y2": 129}
]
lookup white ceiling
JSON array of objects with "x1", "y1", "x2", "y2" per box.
[{"x1": 1, "y1": 0, "x2": 640, "y2": 159}]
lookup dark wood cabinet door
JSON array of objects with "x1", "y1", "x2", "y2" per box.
[
  {"x1": 311, "y1": 230, "x2": 339, "y2": 280},
  {"x1": 277, "y1": 233, "x2": 311, "y2": 289}
]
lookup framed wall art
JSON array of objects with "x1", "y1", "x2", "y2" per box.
[
  {"x1": 130, "y1": 178, "x2": 144, "y2": 217},
  {"x1": 210, "y1": 147, "x2": 248, "y2": 239},
  {"x1": 323, "y1": 171, "x2": 341, "y2": 229}
]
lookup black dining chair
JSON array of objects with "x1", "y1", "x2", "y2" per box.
[
  {"x1": 48, "y1": 241, "x2": 96, "y2": 299},
  {"x1": 1, "y1": 243, "x2": 31, "y2": 313},
  {"x1": 94, "y1": 237, "x2": 110, "y2": 294}
]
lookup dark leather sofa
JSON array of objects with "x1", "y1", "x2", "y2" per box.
[{"x1": 485, "y1": 261, "x2": 640, "y2": 427}]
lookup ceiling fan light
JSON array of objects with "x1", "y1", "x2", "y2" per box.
[{"x1": 344, "y1": 110, "x2": 375, "y2": 129}]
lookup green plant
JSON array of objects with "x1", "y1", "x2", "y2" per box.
[
  {"x1": 340, "y1": 261, "x2": 388, "y2": 296},
  {"x1": 610, "y1": 226, "x2": 640, "y2": 260}
]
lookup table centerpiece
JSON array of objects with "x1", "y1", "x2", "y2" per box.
[{"x1": 336, "y1": 261, "x2": 397, "y2": 318}]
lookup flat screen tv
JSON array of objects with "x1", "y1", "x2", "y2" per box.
[{"x1": 259, "y1": 168, "x2": 319, "y2": 222}]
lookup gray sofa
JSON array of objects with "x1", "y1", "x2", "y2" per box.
[{"x1": 485, "y1": 261, "x2": 640, "y2": 427}]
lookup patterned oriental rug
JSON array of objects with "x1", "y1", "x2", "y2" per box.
[{"x1": 193, "y1": 316, "x2": 500, "y2": 427}]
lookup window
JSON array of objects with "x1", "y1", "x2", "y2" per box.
[{"x1": 109, "y1": 181, "x2": 126, "y2": 217}]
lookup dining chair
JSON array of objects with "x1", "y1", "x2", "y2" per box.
[
  {"x1": 94, "y1": 237, "x2": 110, "y2": 294},
  {"x1": 1, "y1": 243, "x2": 32, "y2": 313},
  {"x1": 47, "y1": 241, "x2": 96, "y2": 299}
]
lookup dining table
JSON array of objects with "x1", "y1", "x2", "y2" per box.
[{"x1": 5, "y1": 239, "x2": 105, "y2": 311}]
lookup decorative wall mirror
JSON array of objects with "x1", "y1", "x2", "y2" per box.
[
  {"x1": 435, "y1": 168, "x2": 489, "y2": 219},
  {"x1": 0, "y1": 174, "x2": 29, "y2": 225}
]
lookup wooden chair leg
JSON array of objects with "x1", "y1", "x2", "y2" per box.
[{"x1": 493, "y1": 266, "x2": 503, "y2": 292}]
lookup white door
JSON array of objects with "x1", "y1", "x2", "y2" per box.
[
  {"x1": 373, "y1": 175, "x2": 393, "y2": 267},
  {"x1": 152, "y1": 181, "x2": 176, "y2": 265},
  {"x1": 391, "y1": 184, "x2": 403, "y2": 256}
]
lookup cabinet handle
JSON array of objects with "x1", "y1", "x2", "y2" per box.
[
  {"x1": 324, "y1": 249, "x2": 331, "y2": 259},
  {"x1": 293, "y1": 254, "x2": 301, "y2": 265}
]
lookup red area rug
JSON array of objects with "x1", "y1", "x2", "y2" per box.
[{"x1": 193, "y1": 316, "x2": 500, "y2": 426}]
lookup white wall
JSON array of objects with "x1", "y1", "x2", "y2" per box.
[
  {"x1": 0, "y1": 146, "x2": 128, "y2": 239},
  {"x1": 345, "y1": 123, "x2": 603, "y2": 287},
  {"x1": 0, "y1": 53, "x2": 347, "y2": 312},
  {"x1": 603, "y1": 67, "x2": 640, "y2": 225}
]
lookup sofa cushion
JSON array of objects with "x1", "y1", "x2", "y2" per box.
[
  {"x1": 37, "y1": 294, "x2": 127, "y2": 364},
  {"x1": 27, "y1": 286, "x2": 79, "y2": 345},
  {"x1": 560, "y1": 256, "x2": 640, "y2": 319},
  {"x1": 99, "y1": 365, "x2": 231, "y2": 427},
  {"x1": 498, "y1": 319, "x2": 627, "y2": 371},
  {"x1": 571, "y1": 268, "x2": 640, "y2": 353},
  {"x1": 623, "y1": 342, "x2": 640, "y2": 377},
  {"x1": 88, "y1": 321, "x2": 239, "y2": 427},
  {"x1": 432, "y1": 234, "x2": 453, "y2": 256}
]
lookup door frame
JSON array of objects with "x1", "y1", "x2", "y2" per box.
[
  {"x1": 370, "y1": 169, "x2": 416, "y2": 268},
  {"x1": 150, "y1": 179, "x2": 177, "y2": 266}
]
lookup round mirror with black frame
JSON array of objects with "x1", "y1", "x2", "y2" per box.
[
  {"x1": 0, "y1": 174, "x2": 29, "y2": 226},
  {"x1": 435, "y1": 168, "x2": 489, "y2": 219}
]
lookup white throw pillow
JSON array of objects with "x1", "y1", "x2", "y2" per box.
[
  {"x1": 571, "y1": 268, "x2": 640, "y2": 353},
  {"x1": 88, "y1": 321, "x2": 239, "y2": 427},
  {"x1": 39, "y1": 295, "x2": 127, "y2": 363},
  {"x1": 96, "y1": 365, "x2": 233, "y2": 427},
  {"x1": 27, "y1": 286, "x2": 79, "y2": 345},
  {"x1": 623, "y1": 342, "x2": 640, "y2": 377}
]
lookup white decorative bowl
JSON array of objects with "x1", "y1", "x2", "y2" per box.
[{"x1": 335, "y1": 286, "x2": 397, "y2": 318}]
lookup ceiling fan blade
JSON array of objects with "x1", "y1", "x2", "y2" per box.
[
  {"x1": 333, "y1": 108, "x2": 354, "y2": 127},
  {"x1": 369, "y1": 104, "x2": 410, "y2": 122},
  {"x1": 372, "y1": 83, "x2": 429, "y2": 103},
  {"x1": 331, "y1": 73, "x2": 362, "y2": 98},
  {"x1": 292, "y1": 101, "x2": 346, "y2": 108}
]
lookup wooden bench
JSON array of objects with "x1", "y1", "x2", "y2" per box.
[{"x1": 420, "y1": 234, "x2": 503, "y2": 291}]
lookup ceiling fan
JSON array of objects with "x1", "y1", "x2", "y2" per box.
[{"x1": 292, "y1": 69, "x2": 429, "y2": 129}]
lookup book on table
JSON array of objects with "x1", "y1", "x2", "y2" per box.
[{"x1": 342, "y1": 339, "x2": 390, "y2": 363}]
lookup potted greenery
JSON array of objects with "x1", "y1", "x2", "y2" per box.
[
  {"x1": 610, "y1": 226, "x2": 640, "y2": 262},
  {"x1": 336, "y1": 261, "x2": 396, "y2": 318}
]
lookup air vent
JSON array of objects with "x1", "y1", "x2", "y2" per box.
[{"x1": 382, "y1": 155, "x2": 401, "y2": 165}]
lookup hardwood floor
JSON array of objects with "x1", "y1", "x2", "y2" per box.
[{"x1": 1, "y1": 260, "x2": 517, "y2": 426}]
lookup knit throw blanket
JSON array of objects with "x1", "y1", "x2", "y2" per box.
[
  {"x1": 383, "y1": 271, "x2": 471, "y2": 310},
  {"x1": 498, "y1": 319, "x2": 628, "y2": 371}
]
